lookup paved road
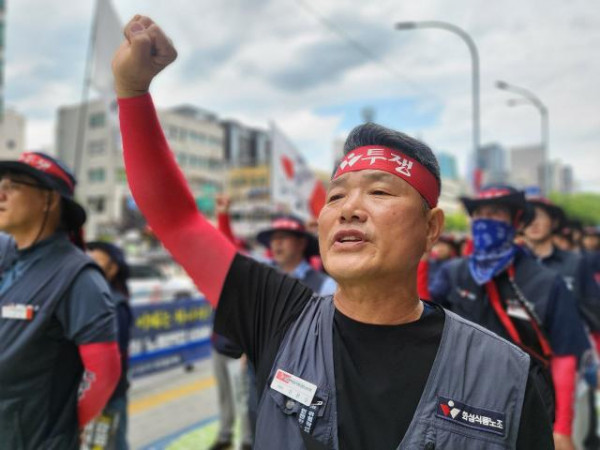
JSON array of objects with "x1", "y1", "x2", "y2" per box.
[
  {"x1": 128, "y1": 354, "x2": 251, "y2": 450},
  {"x1": 129, "y1": 357, "x2": 219, "y2": 449}
]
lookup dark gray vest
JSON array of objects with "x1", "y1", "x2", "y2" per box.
[
  {"x1": 0, "y1": 238, "x2": 95, "y2": 450},
  {"x1": 255, "y1": 296, "x2": 530, "y2": 449}
]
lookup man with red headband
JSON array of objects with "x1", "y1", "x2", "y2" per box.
[
  {"x1": 113, "y1": 16, "x2": 552, "y2": 449},
  {"x1": 0, "y1": 153, "x2": 120, "y2": 449},
  {"x1": 430, "y1": 185, "x2": 590, "y2": 450}
]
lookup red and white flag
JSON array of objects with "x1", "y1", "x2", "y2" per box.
[{"x1": 270, "y1": 123, "x2": 326, "y2": 220}]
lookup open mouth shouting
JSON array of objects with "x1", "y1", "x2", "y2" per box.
[{"x1": 332, "y1": 229, "x2": 368, "y2": 250}]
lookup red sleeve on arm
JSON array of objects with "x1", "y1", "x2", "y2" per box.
[
  {"x1": 551, "y1": 355, "x2": 577, "y2": 436},
  {"x1": 119, "y1": 94, "x2": 236, "y2": 306},
  {"x1": 417, "y1": 259, "x2": 431, "y2": 300},
  {"x1": 592, "y1": 332, "x2": 600, "y2": 357},
  {"x1": 217, "y1": 212, "x2": 236, "y2": 245},
  {"x1": 78, "y1": 342, "x2": 121, "y2": 428}
]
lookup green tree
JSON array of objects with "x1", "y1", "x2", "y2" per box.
[
  {"x1": 549, "y1": 192, "x2": 600, "y2": 225},
  {"x1": 444, "y1": 211, "x2": 469, "y2": 232}
]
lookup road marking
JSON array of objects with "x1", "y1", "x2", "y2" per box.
[{"x1": 129, "y1": 376, "x2": 216, "y2": 415}]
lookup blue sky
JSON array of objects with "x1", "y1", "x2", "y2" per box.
[{"x1": 3, "y1": 0, "x2": 600, "y2": 191}]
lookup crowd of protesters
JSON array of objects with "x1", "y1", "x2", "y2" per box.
[{"x1": 1, "y1": 12, "x2": 600, "y2": 450}]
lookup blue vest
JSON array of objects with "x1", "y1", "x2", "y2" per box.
[
  {"x1": 0, "y1": 237, "x2": 97, "y2": 450},
  {"x1": 255, "y1": 296, "x2": 530, "y2": 449}
]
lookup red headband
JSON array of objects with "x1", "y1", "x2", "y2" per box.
[
  {"x1": 18, "y1": 153, "x2": 74, "y2": 191},
  {"x1": 332, "y1": 146, "x2": 440, "y2": 207}
]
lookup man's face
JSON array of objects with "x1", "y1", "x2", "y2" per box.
[
  {"x1": 553, "y1": 235, "x2": 573, "y2": 251},
  {"x1": 524, "y1": 206, "x2": 553, "y2": 242},
  {"x1": 319, "y1": 170, "x2": 434, "y2": 284},
  {"x1": 583, "y1": 235, "x2": 599, "y2": 251},
  {"x1": 269, "y1": 231, "x2": 307, "y2": 268},
  {"x1": 471, "y1": 204, "x2": 512, "y2": 224},
  {"x1": 0, "y1": 173, "x2": 50, "y2": 235},
  {"x1": 88, "y1": 249, "x2": 118, "y2": 282},
  {"x1": 431, "y1": 241, "x2": 454, "y2": 261}
]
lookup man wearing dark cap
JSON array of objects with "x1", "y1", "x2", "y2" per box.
[
  {"x1": 87, "y1": 241, "x2": 133, "y2": 450},
  {"x1": 523, "y1": 198, "x2": 600, "y2": 449},
  {"x1": 524, "y1": 197, "x2": 600, "y2": 331},
  {"x1": 430, "y1": 185, "x2": 590, "y2": 450},
  {"x1": 113, "y1": 16, "x2": 553, "y2": 449},
  {"x1": 0, "y1": 152, "x2": 120, "y2": 449},
  {"x1": 257, "y1": 215, "x2": 336, "y2": 295}
]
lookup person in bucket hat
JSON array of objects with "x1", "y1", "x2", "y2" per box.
[
  {"x1": 256, "y1": 214, "x2": 336, "y2": 296},
  {"x1": 431, "y1": 184, "x2": 590, "y2": 450},
  {"x1": 0, "y1": 152, "x2": 120, "y2": 449},
  {"x1": 0, "y1": 152, "x2": 86, "y2": 247}
]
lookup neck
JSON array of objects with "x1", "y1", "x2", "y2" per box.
[
  {"x1": 12, "y1": 222, "x2": 58, "y2": 250},
  {"x1": 334, "y1": 273, "x2": 422, "y2": 325},
  {"x1": 526, "y1": 236, "x2": 554, "y2": 259}
]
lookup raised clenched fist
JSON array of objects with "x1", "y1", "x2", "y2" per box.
[
  {"x1": 112, "y1": 15, "x2": 177, "y2": 98},
  {"x1": 215, "y1": 194, "x2": 232, "y2": 215}
]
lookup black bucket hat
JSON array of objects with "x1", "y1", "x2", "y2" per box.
[
  {"x1": 256, "y1": 214, "x2": 319, "y2": 258},
  {"x1": 526, "y1": 196, "x2": 566, "y2": 232},
  {"x1": 460, "y1": 184, "x2": 533, "y2": 225},
  {"x1": 0, "y1": 152, "x2": 86, "y2": 229}
]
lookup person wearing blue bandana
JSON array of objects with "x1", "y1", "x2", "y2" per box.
[{"x1": 430, "y1": 184, "x2": 590, "y2": 450}]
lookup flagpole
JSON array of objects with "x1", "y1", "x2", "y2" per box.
[{"x1": 73, "y1": 0, "x2": 100, "y2": 182}]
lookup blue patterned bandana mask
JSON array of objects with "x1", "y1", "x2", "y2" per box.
[{"x1": 468, "y1": 218, "x2": 517, "y2": 285}]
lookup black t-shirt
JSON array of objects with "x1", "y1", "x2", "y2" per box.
[{"x1": 214, "y1": 254, "x2": 552, "y2": 449}]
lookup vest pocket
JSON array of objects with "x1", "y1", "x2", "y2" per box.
[
  {"x1": 0, "y1": 398, "x2": 26, "y2": 450},
  {"x1": 432, "y1": 420, "x2": 509, "y2": 449},
  {"x1": 268, "y1": 386, "x2": 332, "y2": 443}
]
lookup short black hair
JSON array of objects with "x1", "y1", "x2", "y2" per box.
[{"x1": 342, "y1": 123, "x2": 442, "y2": 192}]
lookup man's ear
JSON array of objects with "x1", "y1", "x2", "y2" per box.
[
  {"x1": 45, "y1": 191, "x2": 61, "y2": 212},
  {"x1": 425, "y1": 208, "x2": 445, "y2": 253}
]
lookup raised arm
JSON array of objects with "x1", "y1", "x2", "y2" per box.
[{"x1": 113, "y1": 16, "x2": 236, "y2": 306}]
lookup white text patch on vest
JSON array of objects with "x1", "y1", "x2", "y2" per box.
[{"x1": 270, "y1": 369, "x2": 317, "y2": 407}]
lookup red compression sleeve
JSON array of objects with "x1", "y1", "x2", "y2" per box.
[
  {"x1": 119, "y1": 94, "x2": 236, "y2": 306},
  {"x1": 417, "y1": 259, "x2": 431, "y2": 300},
  {"x1": 592, "y1": 332, "x2": 600, "y2": 357},
  {"x1": 78, "y1": 342, "x2": 121, "y2": 428},
  {"x1": 551, "y1": 355, "x2": 577, "y2": 436},
  {"x1": 217, "y1": 212, "x2": 236, "y2": 245}
]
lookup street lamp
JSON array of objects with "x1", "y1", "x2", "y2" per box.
[
  {"x1": 496, "y1": 80, "x2": 549, "y2": 195},
  {"x1": 395, "y1": 21, "x2": 480, "y2": 158}
]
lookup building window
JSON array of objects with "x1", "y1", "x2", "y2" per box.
[
  {"x1": 87, "y1": 196, "x2": 106, "y2": 213},
  {"x1": 88, "y1": 112, "x2": 105, "y2": 128},
  {"x1": 88, "y1": 168, "x2": 106, "y2": 183},
  {"x1": 168, "y1": 126, "x2": 178, "y2": 139},
  {"x1": 88, "y1": 139, "x2": 106, "y2": 156}
]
